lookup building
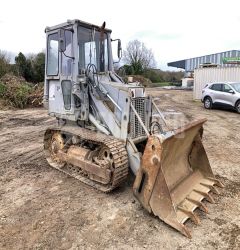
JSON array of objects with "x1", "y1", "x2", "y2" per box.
[
  {"x1": 168, "y1": 50, "x2": 240, "y2": 99},
  {"x1": 168, "y1": 50, "x2": 240, "y2": 73}
]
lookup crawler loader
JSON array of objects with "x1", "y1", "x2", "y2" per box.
[{"x1": 43, "y1": 19, "x2": 223, "y2": 238}]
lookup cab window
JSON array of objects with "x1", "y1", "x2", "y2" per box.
[
  {"x1": 47, "y1": 33, "x2": 59, "y2": 75},
  {"x1": 61, "y1": 80, "x2": 71, "y2": 110},
  {"x1": 62, "y1": 30, "x2": 73, "y2": 76},
  {"x1": 78, "y1": 27, "x2": 109, "y2": 72}
]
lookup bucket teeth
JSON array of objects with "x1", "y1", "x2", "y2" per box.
[
  {"x1": 212, "y1": 186, "x2": 220, "y2": 195},
  {"x1": 182, "y1": 225, "x2": 192, "y2": 239},
  {"x1": 176, "y1": 223, "x2": 192, "y2": 238},
  {"x1": 174, "y1": 177, "x2": 224, "y2": 237},
  {"x1": 186, "y1": 198, "x2": 209, "y2": 213},
  {"x1": 207, "y1": 177, "x2": 224, "y2": 188},
  {"x1": 200, "y1": 182, "x2": 220, "y2": 195},
  {"x1": 193, "y1": 189, "x2": 215, "y2": 203},
  {"x1": 178, "y1": 206, "x2": 201, "y2": 225}
]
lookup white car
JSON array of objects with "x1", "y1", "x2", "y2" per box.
[{"x1": 201, "y1": 82, "x2": 240, "y2": 113}]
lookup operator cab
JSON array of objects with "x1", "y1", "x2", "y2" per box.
[
  {"x1": 44, "y1": 19, "x2": 122, "y2": 121},
  {"x1": 44, "y1": 19, "x2": 144, "y2": 124}
]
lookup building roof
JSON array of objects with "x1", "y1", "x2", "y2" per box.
[
  {"x1": 168, "y1": 59, "x2": 185, "y2": 69},
  {"x1": 168, "y1": 50, "x2": 240, "y2": 71}
]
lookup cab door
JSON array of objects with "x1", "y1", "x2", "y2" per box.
[
  {"x1": 47, "y1": 32, "x2": 61, "y2": 114},
  {"x1": 47, "y1": 29, "x2": 74, "y2": 117},
  {"x1": 59, "y1": 30, "x2": 74, "y2": 113}
]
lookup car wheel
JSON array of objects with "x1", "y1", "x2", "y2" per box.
[
  {"x1": 204, "y1": 97, "x2": 212, "y2": 109},
  {"x1": 235, "y1": 101, "x2": 240, "y2": 113}
]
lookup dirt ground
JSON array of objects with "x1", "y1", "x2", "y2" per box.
[{"x1": 0, "y1": 89, "x2": 239, "y2": 250}]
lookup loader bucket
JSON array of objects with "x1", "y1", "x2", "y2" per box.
[{"x1": 133, "y1": 119, "x2": 224, "y2": 238}]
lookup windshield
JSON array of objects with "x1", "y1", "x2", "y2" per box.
[
  {"x1": 78, "y1": 26, "x2": 109, "y2": 72},
  {"x1": 231, "y1": 83, "x2": 240, "y2": 93}
]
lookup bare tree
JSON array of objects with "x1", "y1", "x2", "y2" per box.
[{"x1": 123, "y1": 40, "x2": 156, "y2": 74}]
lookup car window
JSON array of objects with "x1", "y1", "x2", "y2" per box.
[
  {"x1": 223, "y1": 84, "x2": 233, "y2": 93},
  {"x1": 211, "y1": 84, "x2": 222, "y2": 91},
  {"x1": 231, "y1": 83, "x2": 240, "y2": 93}
]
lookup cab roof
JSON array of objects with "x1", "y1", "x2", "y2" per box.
[{"x1": 45, "y1": 19, "x2": 112, "y2": 33}]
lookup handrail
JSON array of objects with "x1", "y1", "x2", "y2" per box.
[{"x1": 152, "y1": 99, "x2": 169, "y2": 129}]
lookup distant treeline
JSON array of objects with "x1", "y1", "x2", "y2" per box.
[
  {"x1": 119, "y1": 65, "x2": 184, "y2": 84},
  {"x1": 0, "y1": 49, "x2": 183, "y2": 85},
  {"x1": 0, "y1": 50, "x2": 45, "y2": 83}
]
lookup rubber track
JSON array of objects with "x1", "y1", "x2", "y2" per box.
[{"x1": 44, "y1": 126, "x2": 129, "y2": 192}]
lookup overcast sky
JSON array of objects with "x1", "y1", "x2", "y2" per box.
[{"x1": 1, "y1": 0, "x2": 240, "y2": 70}]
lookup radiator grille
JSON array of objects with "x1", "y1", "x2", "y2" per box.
[{"x1": 130, "y1": 97, "x2": 149, "y2": 139}]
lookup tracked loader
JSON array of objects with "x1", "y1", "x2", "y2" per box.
[{"x1": 43, "y1": 19, "x2": 223, "y2": 238}]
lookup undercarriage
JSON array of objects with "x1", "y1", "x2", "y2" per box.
[{"x1": 44, "y1": 126, "x2": 128, "y2": 192}]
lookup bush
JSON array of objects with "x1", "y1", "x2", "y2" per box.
[
  {"x1": 14, "y1": 84, "x2": 32, "y2": 108},
  {"x1": 0, "y1": 73, "x2": 43, "y2": 109},
  {"x1": 143, "y1": 69, "x2": 163, "y2": 83},
  {"x1": 0, "y1": 81, "x2": 32, "y2": 108},
  {"x1": 0, "y1": 82, "x2": 7, "y2": 97}
]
